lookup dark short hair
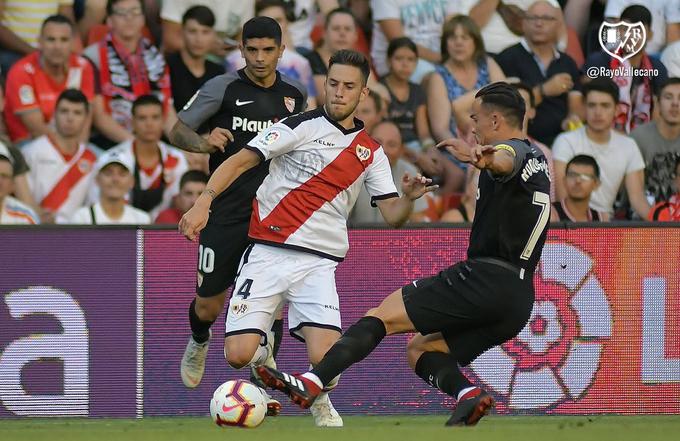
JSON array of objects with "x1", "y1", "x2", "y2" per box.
[
  {"x1": 511, "y1": 82, "x2": 535, "y2": 108},
  {"x1": 328, "y1": 49, "x2": 370, "y2": 85},
  {"x1": 475, "y1": 82, "x2": 525, "y2": 129},
  {"x1": 387, "y1": 37, "x2": 418, "y2": 59},
  {"x1": 658, "y1": 77, "x2": 680, "y2": 98},
  {"x1": 132, "y1": 94, "x2": 163, "y2": 115},
  {"x1": 180, "y1": 170, "x2": 209, "y2": 189},
  {"x1": 182, "y1": 5, "x2": 215, "y2": 27},
  {"x1": 567, "y1": 154, "x2": 600, "y2": 179},
  {"x1": 255, "y1": 0, "x2": 294, "y2": 22},
  {"x1": 441, "y1": 15, "x2": 486, "y2": 63},
  {"x1": 324, "y1": 7, "x2": 356, "y2": 29},
  {"x1": 242, "y1": 16, "x2": 282, "y2": 45},
  {"x1": 56, "y1": 89, "x2": 89, "y2": 112},
  {"x1": 107, "y1": 0, "x2": 144, "y2": 16},
  {"x1": 583, "y1": 77, "x2": 619, "y2": 104},
  {"x1": 621, "y1": 5, "x2": 652, "y2": 27},
  {"x1": 41, "y1": 14, "x2": 74, "y2": 32}
]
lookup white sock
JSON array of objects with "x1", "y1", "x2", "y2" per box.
[
  {"x1": 301, "y1": 372, "x2": 323, "y2": 389},
  {"x1": 457, "y1": 386, "x2": 477, "y2": 401},
  {"x1": 248, "y1": 344, "x2": 270, "y2": 367}
]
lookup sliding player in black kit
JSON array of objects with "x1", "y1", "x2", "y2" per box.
[
  {"x1": 257, "y1": 82, "x2": 552, "y2": 426},
  {"x1": 168, "y1": 17, "x2": 306, "y2": 414}
]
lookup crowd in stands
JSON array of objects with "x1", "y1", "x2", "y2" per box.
[{"x1": 0, "y1": 0, "x2": 679, "y2": 225}]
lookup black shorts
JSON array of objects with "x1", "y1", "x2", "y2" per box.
[
  {"x1": 196, "y1": 222, "x2": 251, "y2": 297},
  {"x1": 402, "y1": 258, "x2": 534, "y2": 366}
]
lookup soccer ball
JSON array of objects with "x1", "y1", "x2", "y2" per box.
[{"x1": 210, "y1": 380, "x2": 267, "y2": 428}]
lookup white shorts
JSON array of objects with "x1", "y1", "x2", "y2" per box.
[{"x1": 225, "y1": 244, "x2": 341, "y2": 342}]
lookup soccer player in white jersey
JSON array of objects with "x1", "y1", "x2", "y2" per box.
[
  {"x1": 22, "y1": 89, "x2": 97, "y2": 224},
  {"x1": 179, "y1": 49, "x2": 436, "y2": 427}
]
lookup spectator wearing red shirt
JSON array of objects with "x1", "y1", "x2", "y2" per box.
[
  {"x1": 155, "y1": 169, "x2": 208, "y2": 224},
  {"x1": 648, "y1": 156, "x2": 680, "y2": 222},
  {"x1": 4, "y1": 14, "x2": 128, "y2": 145},
  {"x1": 83, "y1": 0, "x2": 177, "y2": 148}
]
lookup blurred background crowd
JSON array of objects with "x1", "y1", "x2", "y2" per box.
[{"x1": 0, "y1": 0, "x2": 679, "y2": 226}]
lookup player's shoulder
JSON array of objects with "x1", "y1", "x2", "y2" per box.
[
  {"x1": 201, "y1": 70, "x2": 242, "y2": 94},
  {"x1": 279, "y1": 107, "x2": 325, "y2": 130},
  {"x1": 494, "y1": 138, "x2": 533, "y2": 158},
  {"x1": 278, "y1": 72, "x2": 307, "y2": 99}
]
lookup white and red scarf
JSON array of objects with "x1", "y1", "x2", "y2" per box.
[{"x1": 610, "y1": 53, "x2": 653, "y2": 133}]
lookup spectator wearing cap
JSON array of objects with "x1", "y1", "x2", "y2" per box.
[
  {"x1": 0, "y1": 150, "x2": 39, "y2": 225},
  {"x1": 22, "y1": 89, "x2": 97, "y2": 224},
  {"x1": 69, "y1": 151, "x2": 150, "y2": 224},
  {"x1": 0, "y1": 140, "x2": 38, "y2": 210},
  {"x1": 0, "y1": 0, "x2": 76, "y2": 74},
  {"x1": 427, "y1": 15, "x2": 505, "y2": 144},
  {"x1": 155, "y1": 170, "x2": 208, "y2": 224},
  {"x1": 630, "y1": 78, "x2": 680, "y2": 204},
  {"x1": 551, "y1": 154, "x2": 609, "y2": 222},
  {"x1": 648, "y1": 156, "x2": 680, "y2": 221},
  {"x1": 84, "y1": 0, "x2": 177, "y2": 148},
  {"x1": 552, "y1": 78, "x2": 651, "y2": 218},
  {"x1": 226, "y1": 0, "x2": 317, "y2": 109},
  {"x1": 582, "y1": 5, "x2": 668, "y2": 133},
  {"x1": 3, "y1": 15, "x2": 127, "y2": 145},
  {"x1": 94, "y1": 95, "x2": 188, "y2": 219},
  {"x1": 167, "y1": 6, "x2": 225, "y2": 113},
  {"x1": 496, "y1": 0, "x2": 582, "y2": 146}
]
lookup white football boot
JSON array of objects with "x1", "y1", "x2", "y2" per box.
[
  {"x1": 180, "y1": 330, "x2": 211, "y2": 388},
  {"x1": 310, "y1": 392, "x2": 343, "y2": 427}
]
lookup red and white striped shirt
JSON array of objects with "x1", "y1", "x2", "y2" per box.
[
  {"x1": 246, "y1": 108, "x2": 398, "y2": 261},
  {"x1": 23, "y1": 135, "x2": 96, "y2": 224}
]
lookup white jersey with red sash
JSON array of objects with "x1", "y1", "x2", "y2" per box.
[
  {"x1": 94, "y1": 140, "x2": 189, "y2": 219},
  {"x1": 23, "y1": 135, "x2": 96, "y2": 224},
  {"x1": 245, "y1": 108, "x2": 398, "y2": 261}
]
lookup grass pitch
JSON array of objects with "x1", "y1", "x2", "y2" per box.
[{"x1": 2, "y1": 415, "x2": 678, "y2": 441}]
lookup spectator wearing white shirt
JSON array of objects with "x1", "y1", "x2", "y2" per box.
[
  {"x1": 552, "y1": 77, "x2": 650, "y2": 218},
  {"x1": 0, "y1": 153, "x2": 39, "y2": 225},
  {"x1": 70, "y1": 151, "x2": 150, "y2": 225},
  {"x1": 604, "y1": 0, "x2": 680, "y2": 55},
  {"x1": 370, "y1": 0, "x2": 458, "y2": 81}
]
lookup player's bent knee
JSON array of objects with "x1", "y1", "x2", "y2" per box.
[
  {"x1": 223, "y1": 339, "x2": 258, "y2": 370},
  {"x1": 406, "y1": 337, "x2": 426, "y2": 370}
]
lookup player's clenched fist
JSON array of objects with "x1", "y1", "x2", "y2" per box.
[
  {"x1": 179, "y1": 197, "x2": 211, "y2": 241},
  {"x1": 207, "y1": 127, "x2": 234, "y2": 152}
]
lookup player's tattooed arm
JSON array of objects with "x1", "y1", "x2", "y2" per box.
[{"x1": 169, "y1": 120, "x2": 218, "y2": 154}]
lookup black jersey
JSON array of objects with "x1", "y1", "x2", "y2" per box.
[
  {"x1": 552, "y1": 200, "x2": 602, "y2": 222},
  {"x1": 467, "y1": 139, "x2": 552, "y2": 275},
  {"x1": 178, "y1": 69, "x2": 307, "y2": 225}
]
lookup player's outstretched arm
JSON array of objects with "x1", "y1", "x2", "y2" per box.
[
  {"x1": 179, "y1": 149, "x2": 261, "y2": 240},
  {"x1": 169, "y1": 120, "x2": 233, "y2": 154},
  {"x1": 376, "y1": 173, "x2": 438, "y2": 227}
]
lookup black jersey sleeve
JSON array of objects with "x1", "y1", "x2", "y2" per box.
[
  {"x1": 178, "y1": 72, "x2": 238, "y2": 130},
  {"x1": 491, "y1": 140, "x2": 533, "y2": 183}
]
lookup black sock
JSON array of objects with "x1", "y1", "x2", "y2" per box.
[
  {"x1": 189, "y1": 299, "x2": 214, "y2": 344},
  {"x1": 271, "y1": 319, "x2": 284, "y2": 358},
  {"x1": 414, "y1": 352, "x2": 472, "y2": 399},
  {"x1": 311, "y1": 316, "x2": 386, "y2": 386}
]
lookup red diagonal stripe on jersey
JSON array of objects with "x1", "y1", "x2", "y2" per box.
[
  {"x1": 249, "y1": 131, "x2": 378, "y2": 243},
  {"x1": 41, "y1": 148, "x2": 96, "y2": 212}
]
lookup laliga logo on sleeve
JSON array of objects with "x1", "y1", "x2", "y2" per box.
[
  {"x1": 599, "y1": 21, "x2": 646, "y2": 63},
  {"x1": 468, "y1": 243, "x2": 612, "y2": 410}
]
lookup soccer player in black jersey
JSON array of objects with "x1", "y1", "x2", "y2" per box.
[
  {"x1": 257, "y1": 82, "x2": 552, "y2": 426},
  {"x1": 168, "y1": 16, "x2": 307, "y2": 411}
]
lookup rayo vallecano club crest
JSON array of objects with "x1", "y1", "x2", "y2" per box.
[
  {"x1": 355, "y1": 145, "x2": 371, "y2": 161},
  {"x1": 599, "y1": 21, "x2": 646, "y2": 63}
]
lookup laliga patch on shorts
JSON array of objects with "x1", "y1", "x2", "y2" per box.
[
  {"x1": 356, "y1": 145, "x2": 371, "y2": 161},
  {"x1": 231, "y1": 303, "x2": 248, "y2": 316},
  {"x1": 259, "y1": 129, "x2": 280, "y2": 146},
  {"x1": 19, "y1": 85, "x2": 35, "y2": 106}
]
